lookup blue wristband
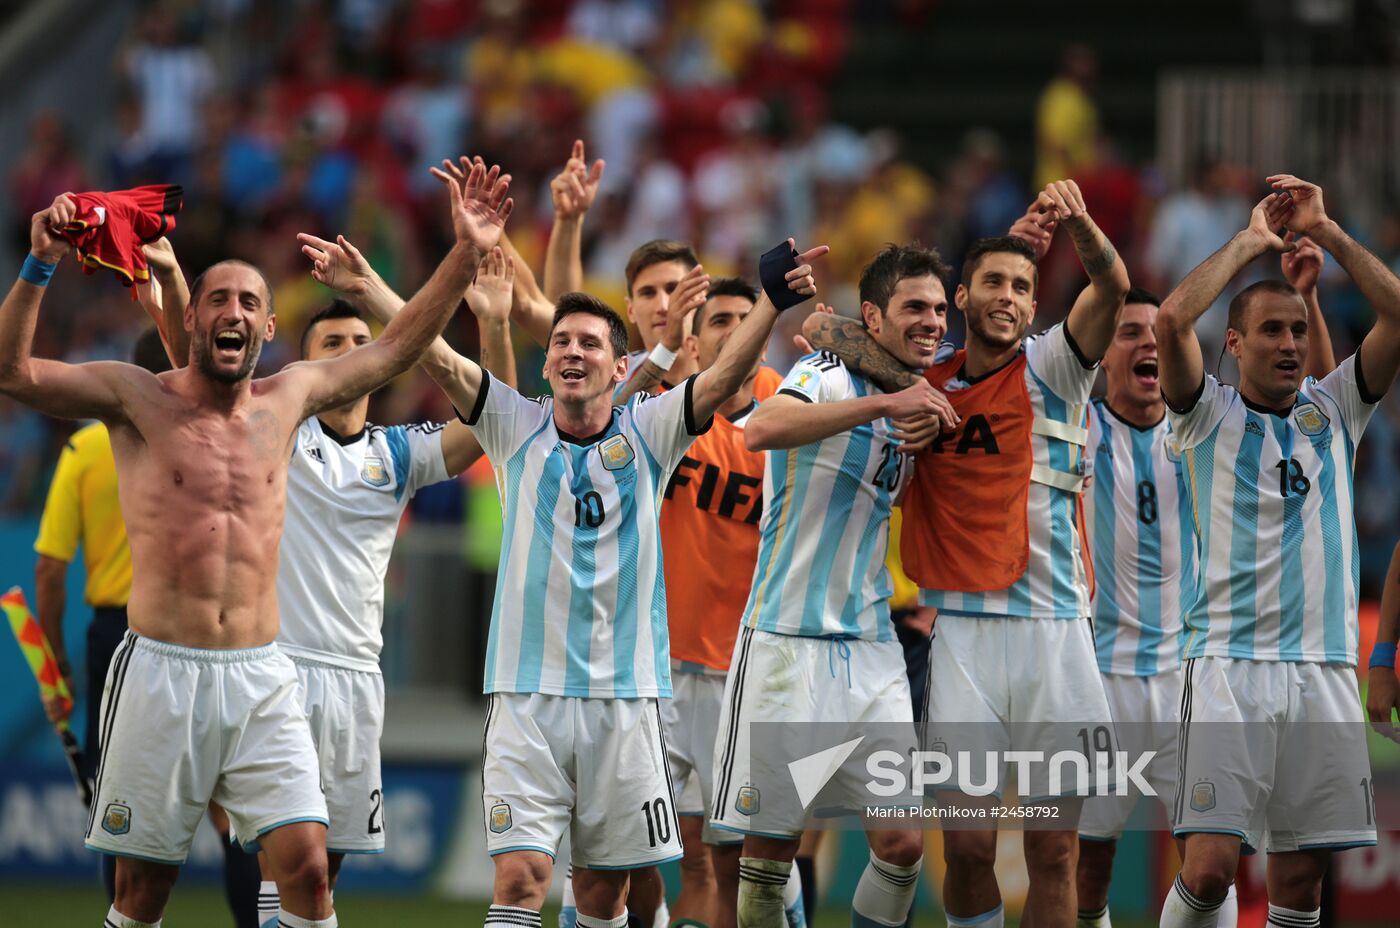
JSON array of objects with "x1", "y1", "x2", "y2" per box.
[
  {"x1": 19, "y1": 254, "x2": 57, "y2": 287},
  {"x1": 1370, "y1": 642, "x2": 1397, "y2": 669}
]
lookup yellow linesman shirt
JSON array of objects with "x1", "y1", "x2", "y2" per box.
[{"x1": 33, "y1": 423, "x2": 130, "y2": 608}]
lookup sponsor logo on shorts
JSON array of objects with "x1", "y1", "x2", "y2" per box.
[
  {"x1": 598, "y1": 434, "x2": 635, "y2": 471},
  {"x1": 102, "y1": 802, "x2": 131, "y2": 836},
  {"x1": 362, "y1": 455, "x2": 390, "y2": 487},
  {"x1": 489, "y1": 802, "x2": 513, "y2": 834},
  {"x1": 1190, "y1": 780, "x2": 1216, "y2": 813},
  {"x1": 1294, "y1": 403, "x2": 1330, "y2": 437},
  {"x1": 735, "y1": 786, "x2": 760, "y2": 816}
]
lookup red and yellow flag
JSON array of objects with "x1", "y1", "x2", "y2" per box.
[{"x1": 3, "y1": 586, "x2": 73, "y2": 716}]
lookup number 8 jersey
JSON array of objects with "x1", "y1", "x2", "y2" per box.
[
  {"x1": 741, "y1": 351, "x2": 911, "y2": 641},
  {"x1": 1168, "y1": 355, "x2": 1378, "y2": 665},
  {"x1": 464, "y1": 371, "x2": 709, "y2": 699}
]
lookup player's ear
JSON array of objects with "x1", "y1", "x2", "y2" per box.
[
  {"x1": 860, "y1": 300, "x2": 882, "y2": 333},
  {"x1": 612, "y1": 352, "x2": 628, "y2": 383},
  {"x1": 1225, "y1": 327, "x2": 1243, "y2": 359},
  {"x1": 954, "y1": 284, "x2": 969, "y2": 312},
  {"x1": 683, "y1": 332, "x2": 700, "y2": 361},
  {"x1": 263, "y1": 313, "x2": 277, "y2": 342},
  {"x1": 183, "y1": 299, "x2": 195, "y2": 333}
]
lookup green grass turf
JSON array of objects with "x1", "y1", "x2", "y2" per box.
[{"x1": 0, "y1": 884, "x2": 1163, "y2": 928}]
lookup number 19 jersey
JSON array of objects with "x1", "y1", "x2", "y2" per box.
[
  {"x1": 1169, "y1": 355, "x2": 1377, "y2": 665},
  {"x1": 742, "y1": 352, "x2": 910, "y2": 641}
]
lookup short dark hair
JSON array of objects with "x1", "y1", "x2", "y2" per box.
[
  {"x1": 552, "y1": 292, "x2": 630, "y2": 358},
  {"x1": 1227, "y1": 280, "x2": 1300, "y2": 332},
  {"x1": 131, "y1": 327, "x2": 172, "y2": 375},
  {"x1": 300, "y1": 300, "x2": 366, "y2": 359},
  {"x1": 190, "y1": 260, "x2": 276, "y2": 316},
  {"x1": 859, "y1": 243, "x2": 951, "y2": 315},
  {"x1": 624, "y1": 240, "x2": 698, "y2": 296},
  {"x1": 961, "y1": 236, "x2": 1040, "y2": 288},
  {"x1": 1125, "y1": 286, "x2": 1161, "y2": 308},
  {"x1": 692, "y1": 276, "x2": 759, "y2": 335}
]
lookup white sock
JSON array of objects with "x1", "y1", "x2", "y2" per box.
[
  {"x1": 277, "y1": 910, "x2": 338, "y2": 928},
  {"x1": 105, "y1": 906, "x2": 160, "y2": 928},
  {"x1": 560, "y1": 867, "x2": 577, "y2": 928},
  {"x1": 783, "y1": 865, "x2": 806, "y2": 928},
  {"x1": 488, "y1": 905, "x2": 543, "y2": 928},
  {"x1": 576, "y1": 913, "x2": 628, "y2": 928},
  {"x1": 738, "y1": 857, "x2": 792, "y2": 928},
  {"x1": 947, "y1": 903, "x2": 1004, "y2": 928},
  {"x1": 258, "y1": 880, "x2": 280, "y2": 928},
  {"x1": 1075, "y1": 903, "x2": 1110, "y2": 928},
  {"x1": 852, "y1": 851, "x2": 921, "y2": 927},
  {"x1": 1160, "y1": 875, "x2": 1227, "y2": 928},
  {"x1": 1265, "y1": 902, "x2": 1319, "y2": 928},
  {"x1": 653, "y1": 898, "x2": 670, "y2": 928},
  {"x1": 1217, "y1": 884, "x2": 1237, "y2": 928}
]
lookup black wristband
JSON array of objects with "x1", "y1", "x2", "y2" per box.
[{"x1": 759, "y1": 241, "x2": 808, "y2": 311}]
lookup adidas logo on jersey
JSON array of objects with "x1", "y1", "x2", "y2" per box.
[
  {"x1": 1244, "y1": 420, "x2": 1265, "y2": 437},
  {"x1": 304, "y1": 445, "x2": 324, "y2": 463}
]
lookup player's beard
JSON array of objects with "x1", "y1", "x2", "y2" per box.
[
  {"x1": 965, "y1": 299, "x2": 1027, "y2": 352},
  {"x1": 193, "y1": 330, "x2": 262, "y2": 384}
]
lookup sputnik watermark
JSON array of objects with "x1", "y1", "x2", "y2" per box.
[{"x1": 863, "y1": 749, "x2": 1158, "y2": 798}]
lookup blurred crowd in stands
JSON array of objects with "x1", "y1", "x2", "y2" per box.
[{"x1": 6, "y1": 0, "x2": 1400, "y2": 588}]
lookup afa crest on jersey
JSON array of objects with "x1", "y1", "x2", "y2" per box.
[
  {"x1": 361, "y1": 454, "x2": 390, "y2": 487},
  {"x1": 102, "y1": 802, "x2": 131, "y2": 835},
  {"x1": 1190, "y1": 780, "x2": 1216, "y2": 813},
  {"x1": 598, "y1": 434, "x2": 635, "y2": 471},
  {"x1": 1294, "y1": 403, "x2": 1330, "y2": 437},
  {"x1": 735, "y1": 786, "x2": 760, "y2": 816},
  {"x1": 1164, "y1": 432, "x2": 1183, "y2": 463},
  {"x1": 489, "y1": 802, "x2": 513, "y2": 833}
]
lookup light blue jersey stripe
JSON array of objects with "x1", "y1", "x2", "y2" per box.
[
  {"x1": 1273, "y1": 418, "x2": 1307, "y2": 661},
  {"x1": 1131, "y1": 427, "x2": 1165, "y2": 674},
  {"x1": 385, "y1": 426, "x2": 411, "y2": 502},
  {"x1": 800, "y1": 429, "x2": 870, "y2": 636},
  {"x1": 565, "y1": 443, "x2": 600, "y2": 694},
  {"x1": 1226, "y1": 414, "x2": 1265, "y2": 655},
  {"x1": 1091, "y1": 417, "x2": 1120, "y2": 672},
  {"x1": 517, "y1": 451, "x2": 566, "y2": 690}
]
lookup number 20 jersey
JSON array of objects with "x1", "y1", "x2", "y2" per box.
[
  {"x1": 1169, "y1": 355, "x2": 1376, "y2": 665},
  {"x1": 741, "y1": 352, "x2": 911, "y2": 641},
  {"x1": 1084, "y1": 401, "x2": 1194, "y2": 676}
]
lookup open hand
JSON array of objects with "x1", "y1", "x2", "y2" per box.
[
  {"x1": 431, "y1": 156, "x2": 514, "y2": 253},
  {"x1": 550, "y1": 139, "x2": 605, "y2": 220},
  {"x1": 298, "y1": 232, "x2": 378, "y2": 296},
  {"x1": 466, "y1": 246, "x2": 515, "y2": 323},
  {"x1": 1245, "y1": 192, "x2": 1296, "y2": 254},
  {"x1": 659, "y1": 264, "x2": 711, "y2": 351}
]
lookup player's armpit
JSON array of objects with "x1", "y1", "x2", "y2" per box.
[{"x1": 440, "y1": 420, "x2": 484, "y2": 477}]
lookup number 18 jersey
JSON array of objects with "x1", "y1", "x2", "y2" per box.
[{"x1": 742, "y1": 352, "x2": 910, "y2": 641}]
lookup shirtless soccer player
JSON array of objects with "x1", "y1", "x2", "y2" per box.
[
  {"x1": 1155, "y1": 177, "x2": 1399, "y2": 928},
  {"x1": 711, "y1": 243, "x2": 958, "y2": 928},
  {"x1": 391, "y1": 225, "x2": 825, "y2": 928},
  {"x1": 805, "y1": 181, "x2": 1129, "y2": 928},
  {"x1": 148, "y1": 235, "x2": 519, "y2": 925},
  {"x1": 0, "y1": 159, "x2": 511, "y2": 928}
]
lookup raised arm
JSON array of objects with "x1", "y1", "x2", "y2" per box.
[
  {"x1": 614, "y1": 263, "x2": 709, "y2": 403},
  {"x1": 1279, "y1": 231, "x2": 1336, "y2": 379},
  {"x1": 500, "y1": 231, "x2": 556, "y2": 347},
  {"x1": 1155, "y1": 193, "x2": 1295, "y2": 410},
  {"x1": 0, "y1": 195, "x2": 143, "y2": 421},
  {"x1": 691, "y1": 241, "x2": 827, "y2": 423},
  {"x1": 1271, "y1": 174, "x2": 1400, "y2": 396},
  {"x1": 544, "y1": 139, "x2": 604, "y2": 302},
  {"x1": 1368, "y1": 540, "x2": 1400, "y2": 742},
  {"x1": 140, "y1": 237, "x2": 192, "y2": 366},
  {"x1": 288, "y1": 158, "x2": 510, "y2": 419},
  {"x1": 1035, "y1": 179, "x2": 1130, "y2": 362}
]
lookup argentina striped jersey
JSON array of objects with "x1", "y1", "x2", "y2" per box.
[
  {"x1": 1084, "y1": 401, "x2": 1195, "y2": 675},
  {"x1": 742, "y1": 352, "x2": 911, "y2": 640},
  {"x1": 466, "y1": 371, "x2": 708, "y2": 698},
  {"x1": 1169, "y1": 355, "x2": 1377, "y2": 664}
]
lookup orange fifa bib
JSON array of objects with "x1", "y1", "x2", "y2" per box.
[{"x1": 900, "y1": 350, "x2": 1089, "y2": 594}]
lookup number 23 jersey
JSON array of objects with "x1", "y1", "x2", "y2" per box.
[{"x1": 1168, "y1": 354, "x2": 1377, "y2": 665}]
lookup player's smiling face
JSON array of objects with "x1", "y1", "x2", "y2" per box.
[
  {"x1": 956, "y1": 252, "x2": 1037, "y2": 351},
  {"x1": 545, "y1": 313, "x2": 628, "y2": 403},
  {"x1": 863, "y1": 274, "x2": 947, "y2": 370},
  {"x1": 189, "y1": 263, "x2": 276, "y2": 384},
  {"x1": 1103, "y1": 302, "x2": 1160, "y2": 406},
  {"x1": 626, "y1": 260, "x2": 689, "y2": 350},
  {"x1": 1228, "y1": 291, "x2": 1309, "y2": 405}
]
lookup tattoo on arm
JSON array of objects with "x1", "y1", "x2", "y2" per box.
[
  {"x1": 807, "y1": 315, "x2": 919, "y2": 392},
  {"x1": 615, "y1": 360, "x2": 664, "y2": 404},
  {"x1": 1066, "y1": 219, "x2": 1118, "y2": 277}
]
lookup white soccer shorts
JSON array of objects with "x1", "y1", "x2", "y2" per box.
[
  {"x1": 659, "y1": 666, "x2": 741, "y2": 845},
  {"x1": 291, "y1": 657, "x2": 386, "y2": 854},
  {"x1": 923, "y1": 613, "x2": 1114, "y2": 802},
  {"x1": 1079, "y1": 667, "x2": 1182, "y2": 839},
  {"x1": 710, "y1": 627, "x2": 918, "y2": 840},
  {"x1": 1174, "y1": 656, "x2": 1377, "y2": 853},
  {"x1": 481, "y1": 692, "x2": 684, "y2": 869},
  {"x1": 84, "y1": 633, "x2": 327, "y2": 863}
]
